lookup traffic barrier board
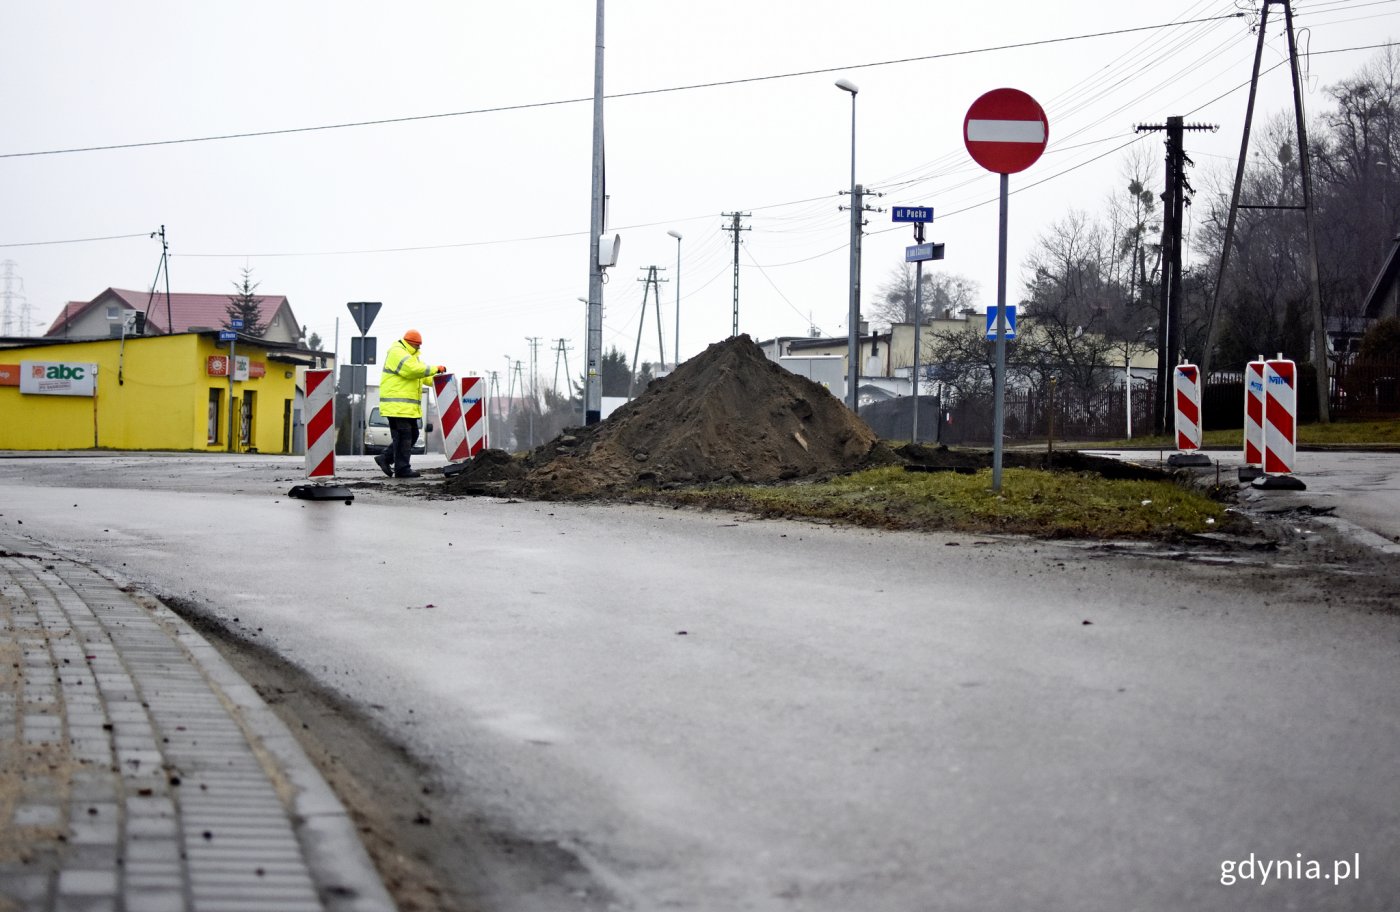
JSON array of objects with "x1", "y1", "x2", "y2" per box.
[
  {"x1": 1243, "y1": 359, "x2": 1265, "y2": 467},
  {"x1": 461, "y1": 376, "x2": 487, "y2": 456},
  {"x1": 432, "y1": 373, "x2": 471, "y2": 462},
  {"x1": 1174, "y1": 363, "x2": 1203, "y2": 452},
  {"x1": 304, "y1": 369, "x2": 335, "y2": 479}
]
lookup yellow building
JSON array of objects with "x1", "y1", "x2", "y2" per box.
[{"x1": 0, "y1": 332, "x2": 332, "y2": 452}]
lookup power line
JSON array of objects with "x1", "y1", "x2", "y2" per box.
[
  {"x1": 7, "y1": 40, "x2": 1394, "y2": 266},
  {"x1": 0, "y1": 14, "x2": 1245, "y2": 160},
  {"x1": 865, "y1": 40, "x2": 1399, "y2": 235},
  {"x1": 0, "y1": 232, "x2": 150, "y2": 249}
]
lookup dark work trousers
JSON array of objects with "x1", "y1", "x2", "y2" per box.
[{"x1": 388, "y1": 417, "x2": 420, "y2": 475}]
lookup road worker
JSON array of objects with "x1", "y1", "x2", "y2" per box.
[{"x1": 375, "y1": 328, "x2": 445, "y2": 478}]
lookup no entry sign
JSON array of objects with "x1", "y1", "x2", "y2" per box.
[{"x1": 963, "y1": 88, "x2": 1048, "y2": 174}]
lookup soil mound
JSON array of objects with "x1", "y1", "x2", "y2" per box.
[{"x1": 443, "y1": 335, "x2": 898, "y2": 500}]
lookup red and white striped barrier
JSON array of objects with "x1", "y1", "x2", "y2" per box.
[
  {"x1": 431, "y1": 373, "x2": 471, "y2": 462},
  {"x1": 1243, "y1": 358, "x2": 1266, "y2": 467},
  {"x1": 461, "y1": 376, "x2": 487, "y2": 456},
  {"x1": 304, "y1": 368, "x2": 335, "y2": 479},
  {"x1": 1262, "y1": 358, "x2": 1297, "y2": 475},
  {"x1": 1173, "y1": 362, "x2": 1203, "y2": 452}
]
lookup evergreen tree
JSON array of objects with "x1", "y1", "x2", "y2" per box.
[
  {"x1": 600, "y1": 346, "x2": 630, "y2": 396},
  {"x1": 225, "y1": 268, "x2": 267, "y2": 336}
]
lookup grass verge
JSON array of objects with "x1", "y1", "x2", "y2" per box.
[{"x1": 651, "y1": 465, "x2": 1228, "y2": 539}]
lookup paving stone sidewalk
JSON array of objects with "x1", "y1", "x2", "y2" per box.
[{"x1": 0, "y1": 532, "x2": 395, "y2": 912}]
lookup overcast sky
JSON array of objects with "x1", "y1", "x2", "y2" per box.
[{"x1": 2, "y1": 1, "x2": 1396, "y2": 390}]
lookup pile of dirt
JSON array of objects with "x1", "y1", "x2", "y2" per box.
[{"x1": 443, "y1": 335, "x2": 899, "y2": 500}]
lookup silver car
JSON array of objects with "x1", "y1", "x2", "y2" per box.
[{"x1": 363, "y1": 406, "x2": 426, "y2": 455}]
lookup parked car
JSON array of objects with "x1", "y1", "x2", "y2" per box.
[{"x1": 363, "y1": 406, "x2": 427, "y2": 455}]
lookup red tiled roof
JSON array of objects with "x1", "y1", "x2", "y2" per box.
[{"x1": 46, "y1": 287, "x2": 290, "y2": 336}]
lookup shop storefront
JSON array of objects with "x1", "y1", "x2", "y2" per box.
[{"x1": 0, "y1": 332, "x2": 331, "y2": 452}]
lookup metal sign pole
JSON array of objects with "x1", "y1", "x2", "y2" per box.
[
  {"x1": 356, "y1": 332, "x2": 366, "y2": 456},
  {"x1": 227, "y1": 337, "x2": 236, "y2": 454},
  {"x1": 992, "y1": 173, "x2": 1009, "y2": 492},
  {"x1": 911, "y1": 221, "x2": 924, "y2": 444}
]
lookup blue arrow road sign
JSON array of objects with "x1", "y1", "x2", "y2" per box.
[
  {"x1": 985, "y1": 305, "x2": 1017, "y2": 340},
  {"x1": 892, "y1": 206, "x2": 934, "y2": 223},
  {"x1": 218, "y1": 330, "x2": 237, "y2": 341}
]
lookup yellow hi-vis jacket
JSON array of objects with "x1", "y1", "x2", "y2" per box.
[{"x1": 380, "y1": 338, "x2": 434, "y2": 418}]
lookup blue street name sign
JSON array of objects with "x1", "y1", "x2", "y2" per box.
[
  {"x1": 905, "y1": 242, "x2": 946, "y2": 263},
  {"x1": 230, "y1": 319, "x2": 244, "y2": 329},
  {"x1": 218, "y1": 330, "x2": 238, "y2": 341},
  {"x1": 984, "y1": 305, "x2": 1017, "y2": 340},
  {"x1": 892, "y1": 206, "x2": 934, "y2": 223}
]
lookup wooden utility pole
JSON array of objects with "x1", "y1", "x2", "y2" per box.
[
  {"x1": 1136, "y1": 117, "x2": 1217, "y2": 435},
  {"x1": 1202, "y1": 0, "x2": 1329, "y2": 422},
  {"x1": 629, "y1": 266, "x2": 667, "y2": 399}
]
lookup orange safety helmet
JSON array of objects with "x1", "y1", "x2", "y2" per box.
[{"x1": 403, "y1": 329, "x2": 423, "y2": 347}]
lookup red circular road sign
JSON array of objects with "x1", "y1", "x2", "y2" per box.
[{"x1": 963, "y1": 88, "x2": 1049, "y2": 174}]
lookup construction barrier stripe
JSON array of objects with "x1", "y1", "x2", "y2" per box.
[
  {"x1": 304, "y1": 368, "x2": 335, "y2": 479},
  {"x1": 1266, "y1": 364, "x2": 1296, "y2": 443},
  {"x1": 1173, "y1": 364, "x2": 1202, "y2": 452},
  {"x1": 461, "y1": 376, "x2": 487, "y2": 456},
  {"x1": 432, "y1": 373, "x2": 471, "y2": 462},
  {"x1": 1262, "y1": 359, "x2": 1297, "y2": 475},
  {"x1": 1243, "y1": 360, "x2": 1265, "y2": 467},
  {"x1": 1176, "y1": 389, "x2": 1200, "y2": 427}
]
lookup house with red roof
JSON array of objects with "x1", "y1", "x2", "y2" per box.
[{"x1": 45, "y1": 287, "x2": 303, "y2": 344}]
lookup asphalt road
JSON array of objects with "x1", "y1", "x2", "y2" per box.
[
  {"x1": 1088, "y1": 447, "x2": 1400, "y2": 552},
  {"x1": 1, "y1": 453, "x2": 1397, "y2": 911}
]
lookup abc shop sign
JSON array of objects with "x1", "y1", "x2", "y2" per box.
[{"x1": 20, "y1": 361, "x2": 98, "y2": 397}]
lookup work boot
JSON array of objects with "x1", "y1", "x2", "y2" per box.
[
  {"x1": 374, "y1": 452, "x2": 393, "y2": 477},
  {"x1": 398, "y1": 469, "x2": 422, "y2": 479}
]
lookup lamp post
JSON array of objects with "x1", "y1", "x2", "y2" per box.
[
  {"x1": 667, "y1": 230, "x2": 682, "y2": 370},
  {"x1": 836, "y1": 78, "x2": 861, "y2": 412}
]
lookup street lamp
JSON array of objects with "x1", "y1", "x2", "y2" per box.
[
  {"x1": 667, "y1": 230, "x2": 683, "y2": 369},
  {"x1": 836, "y1": 78, "x2": 860, "y2": 412}
]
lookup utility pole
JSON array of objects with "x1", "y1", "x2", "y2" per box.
[
  {"x1": 584, "y1": 0, "x2": 606, "y2": 426},
  {"x1": 526, "y1": 336, "x2": 542, "y2": 410},
  {"x1": 552, "y1": 338, "x2": 573, "y2": 397},
  {"x1": 143, "y1": 226, "x2": 173, "y2": 334},
  {"x1": 511, "y1": 359, "x2": 532, "y2": 448},
  {"x1": 503, "y1": 355, "x2": 516, "y2": 449},
  {"x1": 1135, "y1": 117, "x2": 1216, "y2": 435},
  {"x1": 0, "y1": 260, "x2": 23, "y2": 337},
  {"x1": 838, "y1": 186, "x2": 882, "y2": 413},
  {"x1": 1203, "y1": 0, "x2": 1329, "y2": 422},
  {"x1": 561, "y1": 341, "x2": 574, "y2": 407},
  {"x1": 487, "y1": 370, "x2": 501, "y2": 452},
  {"x1": 846, "y1": 184, "x2": 864, "y2": 413},
  {"x1": 630, "y1": 266, "x2": 667, "y2": 398},
  {"x1": 721, "y1": 212, "x2": 751, "y2": 338}
]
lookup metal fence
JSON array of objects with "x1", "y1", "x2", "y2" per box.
[
  {"x1": 942, "y1": 384, "x2": 1155, "y2": 445},
  {"x1": 1330, "y1": 354, "x2": 1400, "y2": 418},
  {"x1": 933, "y1": 357, "x2": 1400, "y2": 445}
]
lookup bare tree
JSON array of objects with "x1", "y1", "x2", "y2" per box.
[{"x1": 871, "y1": 263, "x2": 980, "y2": 328}]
